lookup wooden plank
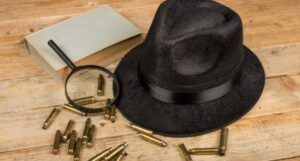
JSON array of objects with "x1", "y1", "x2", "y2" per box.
[
  {"x1": 0, "y1": 76, "x2": 299, "y2": 152},
  {"x1": 275, "y1": 157, "x2": 300, "y2": 161},
  {"x1": 281, "y1": 75, "x2": 300, "y2": 99},
  {"x1": 2, "y1": 50, "x2": 300, "y2": 113},
  {"x1": 0, "y1": 1, "x2": 159, "y2": 49},
  {"x1": 1, "y1": 41, "x2": 300, "y2": 81},
  {"x1": 0, "y1": 110, "x2": 298, "y2": 161},
  {"x1": 0, "y1": 0, "x2": 299, "y2": 80},
  {"x1": 0, "y1": 0, "x2": 299, "y2": 49},
  {"x1": 255, "y1": 43, "x2": 300, "y2": 78}
]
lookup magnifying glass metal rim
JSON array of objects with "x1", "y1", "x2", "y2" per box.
[
  {"x1": 66, "y1": 65, "x2": 120, "y2": 115},
  {"x1": 48, "y1": 40, "x2": 120, "y2": 116}
]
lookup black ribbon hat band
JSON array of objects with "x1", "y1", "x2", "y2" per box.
[{"x1": 138, "y1": 67, "x2": 242, "y2": 104}]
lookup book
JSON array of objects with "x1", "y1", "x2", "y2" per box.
[{"x1": 25, "y1": 5, "x2": 141, "y2": 81}]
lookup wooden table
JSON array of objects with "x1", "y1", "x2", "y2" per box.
[{"x1": 0, "y1": 0, "x2": 299, "y2": 161}]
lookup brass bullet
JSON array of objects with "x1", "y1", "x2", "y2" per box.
[
  {"x1": 53, "y1": 130, "x2": 62, "y2": 155},
  {"x1": 82, "y1": 118, "x2": 91, "y2": 143},
  {"x1": 140, "y1": 133, "x2": 167, "y2": 147},
  {"x1": 62, "y1": 120, "x2": 75, "y2": 142},
  {"x1": 115, "y1": 151, "x2": 127, "y2": 161},
  {"x1": 128, "y1": 123, "x2": 153, "y2": 136},
  {"x1": 97, "y1": 74, "x2": 105, "y2": 96},
  {"x1": 103, "y1": 142, "x2": 127, "y2": 161},
  {"x1": 74, "y1": 96, "x2": 96, "y2": 106},
  {"x1": 43, "y1": 108, "x2": 60, "y2": 129},
  {"x1": 68, "y1": 130, "x2": 77, "y2": 155},
  {"x1": 110, "y1": 105, "x2": 116, "y2": 123},
  {"x1": 104, "y1": 99, "x2": 112, "y2": 120},
  {"x1": 88, "y1": 147, "x2": 113, "y2": 161},
  {"x1": 178, "y1": 143, "x2": 192, "y2": 161},
  {"x1": 87, "y1": 125, "x2": 96, "y2": 148},
  {"x1": 74, "y1": 138, "x2": 82, "y2": 161},
  {"x1": 63, "y1": 104, "x2": 86, "y2": 116},
  {"x1": 219, "y1": 128, "x2": 228, "y2": 156},
  {"x1": 188, "y1": 148, "x2": 219, "y2": 155}
]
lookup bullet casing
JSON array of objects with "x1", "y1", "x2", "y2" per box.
[
  {"x1": 179, "y1": 143, "x2": 192, "y2": 161},
  {"x1": 74, "y1": 96, "x2": 96, "y2": 106},
  {"x1": 115, "y1": 151, "x2": 127, "y2": 161},
  {"x1": 104, "y1": 99, "x2": 112, "y2": 120},
  {"x1": 43, "y1": 108, "x2": 60, "y2": 129},
  {"x1": 87, "y1": 125, "x2": 96, "y2": 148},
  {"x1": 63, "y1": 104, "x2": 86, "y2": 116},
  {"x1": 82, "y1": 118, "x2": 91, "y2": 143},
  {"x1": 62, "y1": 120, "x2": 75, "y2": 142},
  {"x1": 68, "y1": 130, "x2": 77, "y2": 155},
  {"x1": 188, "y1": 148, "x2": 219, "y2": 155},
  {"x1": 103, "y1": 143, "x2": 127, "y2": 161},
  {"x1": 97, "y1": 74, "x2": 105, "y2": 96},
  {"x1": 74, "y1": 138, "x2": 82, "y2": 161},
  {"x1": 140, "y1": 133, "x2": 167, "y2": 147},
  {"x1": 110, "y1": 106, "x2": 116, "y2": 123},
  {"x1": 128, "y1": 123, "x2": 153, "y2": 136},
  {"x1": 219, "y1": 128, "x2": 228, "y2": 156},
  {"x1": 88, "y1": 147, "x2": 113, "y2": 161},
  {"x1": 53, "y1": 130, "x2": 62, "y2": 154}
]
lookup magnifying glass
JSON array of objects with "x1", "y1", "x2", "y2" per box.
[{"x1": 48, "y1": 40, "x2": 120, "y2": 116}]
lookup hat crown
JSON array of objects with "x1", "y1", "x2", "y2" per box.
[
  {"x1": 169, "y1": 9, "x2": 226, "y2": 75},
  {"x1": 139, "y1": 0, "x2": 244, "y2": 92}
]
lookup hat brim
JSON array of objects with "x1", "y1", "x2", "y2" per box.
[{"x1": 114, "y1": 44, "x2": 265, "y2": 137}]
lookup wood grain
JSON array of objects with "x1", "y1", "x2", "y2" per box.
[
  {"x1": 0, "y1": 0, "x2": 299, "y2": 161},
  {"x1": 0, "y1": 110, "x2": 299, "y2": 161},
  {"x1": 0, "y1": 76, "x2": 299, "y2": 154}
]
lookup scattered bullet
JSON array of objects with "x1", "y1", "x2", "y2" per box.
[
  {"x1": 140, "y1": 133, "x2": 167, "y2": 147},
  {"x1": 68, "y1": 130, "x2": 77, "y2": 155},
  {"x1": 188, "y1": 148, "x2": 219, "y2": 155},
  {"x1": 53, "y1": 130, "x2": 62, "y2": 154},
  {"x1": 63, "y1": 104, "x2": 86, "y2": 116},
  {"x1": 219, "y1": 128, "x2": 228, "y2": 156},
  {"x1": 128, "y1": 123, "x2": 153, "y2": 136},
  {"x1": 43, "y1": 108, "x2": 60, "y2": 129},
  {"x1": 88, "y1": 147, "x2": 112, "y2": 161},
  {"x1": 178, "y1": 143, "x2": 192, "y2": 161},
  {"x1": 87, "y1": 125, "x2": 96, "y2": 148},
  {"x1": 103, "y1": 143, "x2": 127, "y2": 161},
  {"x1": 62, "y1": 120, "x2": 75, "y2": 142},
  {"x1": 74, "y1": 138, "x2": 82, "y2": 161},
  {"x1": 82, "y1": 118, "x2": 91, "y2": 143}
]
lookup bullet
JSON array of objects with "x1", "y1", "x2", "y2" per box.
[
  {"x1": 82, "y1": 118, "x2": 91, "y2": 143},
  {"x1": 178, "y1": 143, "x2": 192, "y2": 161},
  {"x1": 103, "y1": 143, "x2": 127, "y2": 161},
  {"x1": 62, "y1": 120, "x2": 75, "y2": 142},
  {"x1": 115, "y1": 151, "x2": 127, "y2": 161},
  {"x1": 87, "y1": 125, "x2": 96, "y2": 148},
  {"x1": 110, "y1": 105, "x2": 116, "y2": 123},
  {"x1": 219, "y1": 128, "x2": 228, "y2": 156},
  {"x1": 88, "y1": 147, "x2": 113, "y2": 161},
  {"x1": 63, "y1": 104, "x2": 86, "y2": 116},
  {"x1": 68, "y1": 130, "x2": 77, "y2": 155},
  {"x1": 104, "y1": 99, "x2": 112, "y2": 120},
  {"x1": 140, "y1": 133, "x2": 167, "y2": 147},
  {"x1": 53, "y1": 130, "x2": 62, "y2": 154},
  {"x1": 74, "y1": 138, "x2": 82, "y2": 161},
  {"x1": 43, "y1": 108, "x2": 60, "y2": 129},
  {"x1": 188, "y1": 148, "x2": 219, "y2": 155},
  {"x1": 128, "y1": 123, "x2": 153, "y2": 136},
  {"x1": 74, "y1": 96, "x2": 96, "y2": 106},
  {"x1": 97, "y1": 74, "x2": 105, "y2": 96}
]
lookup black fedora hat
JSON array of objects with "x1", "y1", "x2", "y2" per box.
[{"x1": 114, "y1": 0, "x2": 265, "y2": 137}]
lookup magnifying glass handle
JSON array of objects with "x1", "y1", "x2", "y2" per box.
[{"x1": 48, "y1": 40, "x2": 76, "y2": 70}]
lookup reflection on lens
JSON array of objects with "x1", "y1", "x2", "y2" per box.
[{"x1": 66, "y1": 68, "x2": 116, "y2": 109}]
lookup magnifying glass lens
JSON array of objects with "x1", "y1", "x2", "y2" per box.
[{"x1": 66, "y1": 68, "x2": 116, "y2": 109}]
